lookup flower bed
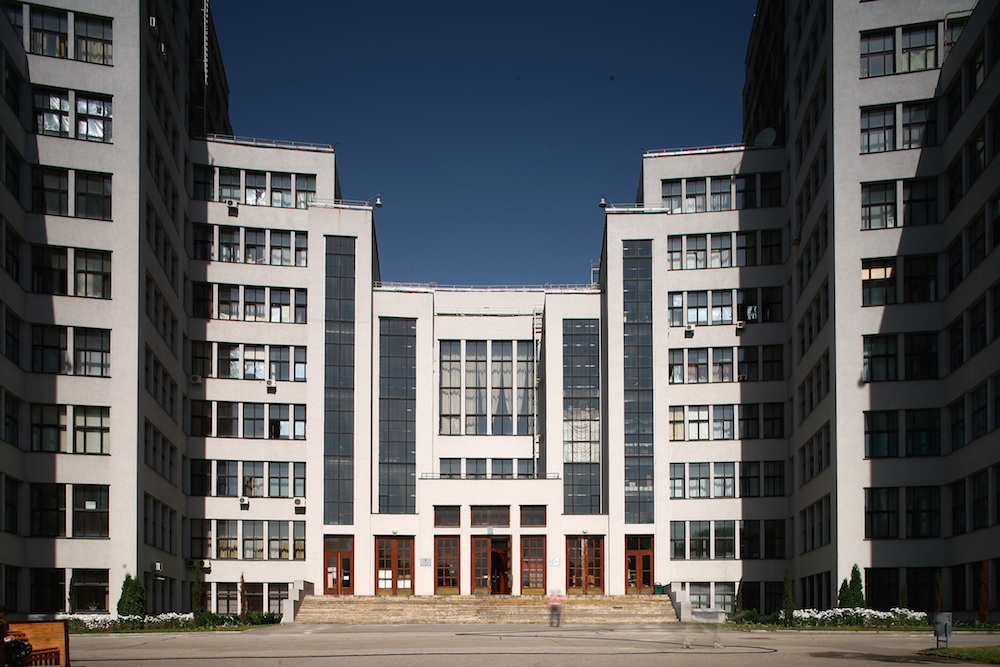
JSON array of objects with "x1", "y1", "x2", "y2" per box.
[
  {"x1": 771, "y1": 607, "x2": 930, "y2": 628},
  {"x1": 61, "y1": 611, "x2": 281, "y2": 632}
]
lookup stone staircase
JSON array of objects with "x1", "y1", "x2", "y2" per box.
[{"x1": 294, "y1": 594, "x2": 678, "y2": 625}]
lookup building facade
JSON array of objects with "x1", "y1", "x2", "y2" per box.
[{"x1": 0, "y1": 0, "x2": 998, "y2": 619}]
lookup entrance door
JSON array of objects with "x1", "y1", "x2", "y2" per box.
[
  {"x1": 520, "y1": 536, "x2": 546, "y2": 595},
  {"x1": 375, "y1": 536, "x2": 413, "y2": 595},
  {"x1": 324, "y1": 535, "x2": 354, "y2": 595},
  {"x1": 625, "y1": 535, "x2": 654, "y2": 594},
  {"x1": 472, "y1": 537, "x2": 511, "y2": 594},
  {"x1": 566, "y1": 535, "x2": 604, "y2": 594}
]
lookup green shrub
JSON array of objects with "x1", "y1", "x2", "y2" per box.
[{"x1": 117, "y1": 574, "x2": 147, "y2": 618}]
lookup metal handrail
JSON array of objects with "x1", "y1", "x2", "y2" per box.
[
  {"x1": 375, "y1": 282, "x2": 597, "y2": 292},
  {"x1": 203, "y1": 133, "x2": 336, "y2": 152},
  {"x1": 419, "y1": 473, "x2": 560, "y2": 480}
]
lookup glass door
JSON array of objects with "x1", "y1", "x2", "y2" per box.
[
  {"x1": 324, "y1": 535, "x2": 354, "y2": 595},
  {"x1": 375, "y1": 537, "x2": 413, "y2": 595},
  {"x1": 625, "y1": 535, "x2": 653, "y2": 594},
  {"x1": 566, "y1": 535, "x2": 604, "y2": 594}
]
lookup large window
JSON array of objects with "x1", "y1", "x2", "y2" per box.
[
  {"x1": 865, "y1": 411, "x2": 898, "y2": 458},
  {"x1": 861, "y1": 258, "x2": 895, "y2": 305},
  {"x1": 33, "y1": 88, "x2": 70, "y2": 137},
  {"x1": 862, "y1": 182, "x2": 897, "y2": 230},
  {"x1": 75, "y1": 171, "x2": 111, "y2": 220},
  {"x1": 74, "y1": 328, "x2": 110, "y2": 377},
  {"x1": 30, "y1": 7, "x2": 68, "y2": 58},
  {"x1": 32, "y1": 167, "x2": 68, "y2": 215},
  {"x1": 906, "y1": 486, "x2": 940, "y2": 538},
  {"x1": 72, "y1": 485, "x2": 108, "y2": 537},
  {"x1": 901, "y1": 102, "x2": 935, "y2": 148},
  {"x1": 74, "y1": 14, "x2": 112, "y2": 65},
  {"x1": 72, "y1": 93, "x2": 113, "y2": 144},
  {"x1": 861, "y1": 30, "x2": 894, "y2": 77},
  {"x1": 75, "y1": 250, "x2": 111, "y2": 298},
  {"x1": 903, "y1": 255, "x2": 936, "y2": 302},
  {"x1": 864, "y1": 335, "x2": 897, "y2": 381},
  {"x1": 865, "y1": 487, "x2": 898, "y2": 538},
  {"x1": 861, "y1": 106, "x2": 894, "y2": 153},
  {"x1": 901, "y1": 24, "x2": 936, "y2": 72}
]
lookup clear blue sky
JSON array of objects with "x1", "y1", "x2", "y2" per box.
[{"x1": 211, "y1": 1, "x2": 757, "y2": 285}]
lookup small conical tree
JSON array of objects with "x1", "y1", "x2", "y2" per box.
[
  {"x1": 900, "y1": 581, "x2": 909, "y2": 609},
  {"x1": 849, "y1": 564, "x2": 865, "y2": 608},
  {"x1": 735, "y1": 579, "x2": 745, "y2": 614},
  {"x1": 934, "y1": 571, "x2": 943, "y2": 613},
  {"x1": 239, "y1": 574, "x2": 248, "y2": 625},
  {"x1": 117, "y1": 573, "x2": 147, "y2": 618},
  {"x1": 978, "y1": 558, "x2": 991, "y2": 624},
  {"x1": 838, "y1": 578, "x2": 850, "y2": 607},
  {"x1": 782, "y1": 566, "x2": 795, "y2": 626},
  {"x1": 191, "y1": 562, "x2": 205, "y2": 626}
]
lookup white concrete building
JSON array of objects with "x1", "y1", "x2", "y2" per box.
[{"x1": 0, "y1": 0, "x2": 998, "y2": 620}]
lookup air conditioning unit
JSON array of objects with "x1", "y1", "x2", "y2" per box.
[
  {"x1": 265, "y1": 378, "x2": 277, "y2": 388},
  {"x1": 190, "y1": 374, "x2": 203, "y2": 385},
  {"x1": 736, "y1": 321, "x2": 746, "y2": 329},
  {"x1": 186, "y1": 559, "x2": 211, "y2": 572},
  {"x1": 738, "y1": 374, "x2": 749, "y2": 381},
  {"x1": 152, "y1": 561, "x2": 163, "y2": 572},
  {"x1": 224, "y1": 198, "x2": 238, "y2": 208},
  {"x1": 293, "y1": 497, "x2": 306, "y2": 508},
  {"x1": 685, "y1": 324, "x2": 695, "y2": 331},
  {"x1": 148, "y1": 16, "x2": 158, "y2": 34},
  {"x1": 238, "y1": 496, "x2": 250, "y2": 505}
]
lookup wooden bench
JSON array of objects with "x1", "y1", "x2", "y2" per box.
[{"x1": 8, "y1": 620, "x2": 70, "y2": 666}]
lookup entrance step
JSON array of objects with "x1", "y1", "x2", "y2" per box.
[{"x1": 294, "y1": 594, "x2": 678, "y2": 625}]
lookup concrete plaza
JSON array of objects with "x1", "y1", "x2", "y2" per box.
[{"x1": 68, "y1": 624, "x2": 998, "y2": 666}]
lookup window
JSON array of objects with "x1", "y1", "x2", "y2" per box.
[
  {"x1": 712, "y1": 348, "x2": 733, "y2": 382},
  {"x1": 492, "y1": 458, "x2": 513, "y2": 479},
  {"x1": 760, "y1": 287, "x2": 782, "y2": 322},
  {"x1": 76, "y1": 94, "x2": 112, "y2": 142},
  {"x1": 245, "y1": 171, "x2": 266, "y2": 205},
  {"x1": 864, "y1": 334, "x2": 897, "y2": 382},
  {"x1": 760, "y1": 230, "x2": 782, "y2": 265},
  {"x1": 715, "y1": 522, "x2": 735, "y2": 560},
  {"x1": 270, "y1": 231, "x2": 292, "y2": 266},
  {"x1": 865, "y1": 411, "x2": 898, "y2": 458},
  {"x1": 760, "y1": 172, "x2": 781, "y2": 207},
  {"x1": 740, "y1": 461, "x2": 760, "y2": 497},
  {"x1": 906, "y1": 487, "x2": 940, "y2": 538},
  {"x1": 243, "y1": 520, "x2": 264, "y2": 559},
  {"x1": 971, "y1": 470, "x2": 988, "y2": 530},
  {"x1": 74, "y1": 328, "x2": 109, "y2": 377},
  {"x1": 31, "y1": 246, "x2": 68, "y2": 295},
  {"x1": 666, "y1": 236, "x2": 682, "y2": 270},
  {"x1": 902, "y1": 410, "x2": 940, "y2": 459},
  {"x1": 861, "y1": 30, "x2": 894, "y2": 77},
  {"x1": 190, "y1": 166, "x2": 215, "y2": 204},
  {"x1": 434, "y1": 506, "x2": 460, "y2": 526},
  {"x1": 73, "y1": 406, "x2": 109, "y2": 454},
  {"x1": 967, "y1": 215, "x2": 986, "y2": 273},
  {"x1": 763, "y1": 461, "x2": 784, "y2": 496},
  {"x1": 687, "y1": 349, "x2": 707, "y2": 383},
  {"x1": 738, "y1": 346, "x2": 758, "y2": 381},
  {"x1": 217, "y1": 226, "x2": 240, "y2": 262},
  {"x1": 685, "y1": 178, "x2": 706, "y2": 213},
  {"x1": 668, "y1": 292, "x2": 683, "y2": 326},
  {"x1": 903, "y1": 255, "x2": 936, "y2": 302},
  {"x1": 243, "y1": 403, "x2": 263, "y2": 439},
  {"x1": 242, "y1": 461, "x2": 265, "y2": 497},
  {"x1": 268, "y1": 522, "x2": 289, "y2": 559},
  {"x1": 900, "y1": 24, "x2": 937, "y2": 71},
  {"x1": 75, "y1": 250, "x2": 111, "y2": 298},
  {"x1": 471, "y1": 506, "x2": 509, "y2": 526},
  {"x1": 901, "y1": 102, "x2": 935, "y2": 148},
  {"x1": 4, "y1": 394, "x2": 21, "y2": 446},
  {"x1": 72, "y1": 485, "x2": 108, "y2": 537},
  {"x1": 295, "y1": 232, "x2": 308, "y2": 266},
  {"x1": 735, "y1": 174, "x2": 756, "y2": 210},
  {"x1": 688, "y1": 463, "x2": 710, "y2": 498},
  {"x1": 904, "y1": 333, "x2": 938, "y2": 380},
  {"x1": 951, "y1": 399, "x2": 965, "y2": 450},
  {"x1": 710, "y1": 177, "x2": 731, "y2": 211},
  {"x1": 710, "y1": 233, "x2": 731, "y2": 267},
  {"x1": 32, "y1": 167, "x2": 68, "y2": 215},
  {"x1": 714, "y1": 463, "x2": 735, "y2": 498},
  {"x1": 75, "y1": 171, "x2": 111, "y2": 220},
  {"x1": 969, "y1": 299, "x2": 987, "y2": 357},
  {"x1": 216, "y1": 402, "x2": 237, "y2": 437},
  {"x1": 711, "y1": 290, "x2": 733, "y2": 324},
  {"x1": 219, "y1": 168, "x2": 240, "y2": 202},
  {"x1": 5, "y1": 309, "x2": 22, "y2": 364},
  {"x1": 861, "y1": 258, "x2": 895, "y2": 305},
  {"x1": 686, "y1": 235, "x2": 706, "y2": 269},
  {"x1": 31, "y1": 325, "x2": 67, "y2": 373},
  {"x1": 861, "y1": 106, "x2": 894, "y2": 153},
  {"x1": 295, "y1": 174, "x2": 316, "y2": 208},
  {"x1": 968, "y1": 126, "x2": 986, "y2": 185},
  {"x1": 30, "y1": 7, "x2": 68, "y2": 58},
  {"x1": 74, "y1": 14, "x2": 112, "y2": 65},
  {"x1": 862, "y1": 182, "x2": 897, "y2": 229},
  {"x1": 686, "y1": 291, "x2": 708, "y2": 326},
  {"x1": 216, "y1": 462, "x2": 238, "y2": 497},
  {"x1": 713, "y1": 405, "x2": 734, "y2": 440},
  {"x1": 736, "y1": 231, "x2": 756, "y2": 266},
  {"x1": 970, "y1": 384, "x2": 987, "y2": 440},
  {"x1": 669, "y1": 463, "x2": 685, "y2": 498},
  {"x1": 243, "y1": 288, "x2": 264, "y2": 321},
  {"x1": 520, "y1": 505, "x2": 545, "y2": 526},
  {"x1": 216, "y1": 343, "x2": 238, "y2": 378},
  {"x1": 670, "y1": 522, "x2": 685, "y2": 559},
  {"x1": 270, "y1": 173, "x2": 292, "y2": 207},
  {"x1": 668, "y1": 406, "x2": 684, "y2": 441},
  {"x1": 661, "y1": 179, "x2": 681, "y2": 213},
  {"x1": 865, "y1": 488, "x2": 898, "y2": 538},
  {"x1": 687, "y1": 406, "x2": 709, "y2": 441},
  {"x1": 31, "y1": 404, "x2": 67, "y2": 452},
  {"x1": 30, "y1": 483, "x2": 65, "y2": 536},
  {"x1": 689, "y1": 522, "x2": 710, "y2": 559},
  {"x1": 33, "y1": 88, "x2": 69, "y2": 136},
  {"x1": 270, "y1": 288, "x2": 291, "y2": 323},
  {"x1": 739, "y1": 404, "x2": 760, "y2": 439}
]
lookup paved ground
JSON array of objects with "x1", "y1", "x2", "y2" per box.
[{"x1": 68, "y1": 624, "x2": 997, "y2": 667}]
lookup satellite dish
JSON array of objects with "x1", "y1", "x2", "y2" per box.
[{"x1": 752, "y1": 127, "x2": 776, "y2": 147}]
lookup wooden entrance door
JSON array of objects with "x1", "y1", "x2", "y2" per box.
[
  {"x1": 520, "y1": 536, "x2": 546, "y2": 595},
  {"x1": 324, "y1": 535, "x2": 354, "y2": 595},
  {"x1": 566, "y1": 535, "x2": 604, "y2": 594},
  {"x1": 625, "y1": 535, "x2": 654, "y2": 594},
  {"x1": 472, "y1": 537, "x2": 511, "y2": 594},
  {"x1": 375, "y1": 536, "x2": 413, "y2": 595}
]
